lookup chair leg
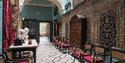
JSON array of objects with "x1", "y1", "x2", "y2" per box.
[{"x1": 73, "y1": 57, "x2": 75, "y2": 62}]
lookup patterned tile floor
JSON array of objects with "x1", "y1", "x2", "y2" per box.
[{"x1": 36, "y1": 37, "x2": 80, "y2": 63}]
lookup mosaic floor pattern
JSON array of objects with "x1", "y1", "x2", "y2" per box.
[{"x1": 36, "y1": 37, "x2": 80, "y2": 63}]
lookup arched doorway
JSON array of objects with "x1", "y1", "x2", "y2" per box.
[{"x1": 20, "y1": 0, "x2": 61, "y2": 43}]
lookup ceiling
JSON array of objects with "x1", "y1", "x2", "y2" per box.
[
  {"x1": 24, "y1": 0, "x2": 55, "y2": 7},
  {"x1": 23, "y1": 0, "x2": 65, "y2": 14}
]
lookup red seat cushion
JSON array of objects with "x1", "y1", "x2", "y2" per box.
[
  {"x1": 83, "y1": 56, "x2": 104, "y2": 63},
  {"x1": 61, "y1": 43, "x2": 64, "y2": 46},
  {"x1": 73, "y1": 51, "x2": 81, "y2": 57},
  {"x1": 83, "y1": 53, "x2": 90, "y2": 56},
  {"x1": 63, "y1": 44, "x2": 69, "y2": 47},
  {"x1": 83, "y1": 56, "x2": 93, "y2": 62},
  {"x1": 57, "y1": 42, "x2": 61, "y2": 46},
  {"x1": 18, "y1": 61, "x2": 29, "y2": 63},
  {"x1": 95, "y1": 57, "x2": 104, "y2": 62}
]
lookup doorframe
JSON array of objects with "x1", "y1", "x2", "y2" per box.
[
  {"x1": 81, "y1": 18, "x2": 87, "y2": 48},
  {"x1": 38, "y1": 21, "x2": 53, "y2": 42}
]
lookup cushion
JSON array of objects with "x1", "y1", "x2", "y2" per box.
[
  {"x1": 73, "y1": 51, "x2": 81, "y2": 57},
  {"x1": 83, "y1": 53, "x2": 90, "y2": 56},
  {"x1": 95, "y1": 57, "x2": 103, "y2": 61},
  {"x1": 83, "y1": 56, "x2": 104, "y2": 63},
  {"x1": 18, "y1": 61, "x2": 29, "y2": 63},
  {"x1": 83, "y1": 56, "x2": 93, "y2": 62},
  {"x1": 63, "y1": 44, "x2": 69, "y2": 47}
]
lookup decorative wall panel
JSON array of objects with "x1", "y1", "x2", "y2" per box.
[{"x1": 99, "y1": 10, "x2": 116, "y2": 47}]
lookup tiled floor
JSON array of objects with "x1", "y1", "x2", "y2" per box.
[{"x1": 36, "y1": 37, "x2": 80, "y2": 63}]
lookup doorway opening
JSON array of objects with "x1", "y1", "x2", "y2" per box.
[{"x1": 39, "y1": 22, "x2": 50, "y2": 45}]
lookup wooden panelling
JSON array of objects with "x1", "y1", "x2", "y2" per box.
[{"x1": 69, "y1": 15, "x2": 87, "y2": 48}]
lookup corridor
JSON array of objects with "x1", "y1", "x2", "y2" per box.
[
  {"x1": 1, "y1": 0, "x2": 125, "y2": 63},
  {"x1": 36, "y1": 37, "x2": 80, "y2": 63}
]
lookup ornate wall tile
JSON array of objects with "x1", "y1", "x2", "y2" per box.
[{"x1": 99, "y1": 10, "x2": 116, "y2": 47}]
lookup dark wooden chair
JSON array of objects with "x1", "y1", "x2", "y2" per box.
[
  {"x1": 72, "y1": 43, "x2": 93, "y2": 62},
  {"x1": 80, "y1": 43, "x2": 94, "y2": 63},
  {"x1": 93, "y1": 46, "x2": 105, "y2": 63},
  {"x1": 110, "y1": 47, "x2": 125, "y2": 63},
  {"x1": 71, "y1": 46, "x2": 81, "y2": 62},
  {"x1": 53, "y1": 36, "x2": 59, "y2": 46},
  {"x1": 60, "y1": 39, "x2": 70, "y2": 53},
  {"x1": 81, "y1": 44, "x2": 111, "y2": 63},
  {"x1": 55, "y1": 37, "x2": 61, "y2": 49},
  {"x1": 2, "y1": 51, "x2": 31, "y2": 63}
]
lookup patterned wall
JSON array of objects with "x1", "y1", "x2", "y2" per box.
[
  {"x1": 99, "y1": 10, "x2": 116, "y2": 47},
  {"x1": 62, "y1": 0, "x2": 125, "y2": 48}
]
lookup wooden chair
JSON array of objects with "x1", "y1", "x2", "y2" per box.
[
  {"x1": 81, "y1": 43, "x2": 94, "y2": 63},
  {"x1": 72, "y1": 46, "x2": 81, "y2": 61},
  {"x1": 72, "y1": 43, "x2": 93, "y2": 62},
  {"x1": 83, "y1": 43, "x2": 93, "y2": 55},
  {"x1": 2, "y1": 51, "x2": 31, "y2": 63},
  {"x1": 111, "y1": 47, "x2": 125, "y2": 63},
  {"x1": 93, "y1": 46, "x2": 105, "y2": 63},
  {"x1": 55, "y1": 38, "x2": 61, "y2": 49},
  {"x1": 81, "y1": 44, "x2": 111, "y2": 63},
  {"x1": 53, "y1": 36, "x2": 59, "y2": 46},
  {"x1": 61, "y1": 39, "x2": 70, "y2": 53}
]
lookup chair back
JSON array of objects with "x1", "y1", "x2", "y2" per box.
[
  {"x1": 95, "y1": 47, "x2": 104, "y2": 54},
  {"x1": 93, "y1": 45, "x2": 106, "y2": 63},
  {"x1": 84, "y1": 44, "x2": 92, "y2": 50},
  {"x1": 111, "y1": 49, "x2": 125, "y2": 62},
  {"x1": 84, "y1": 43, "x2": 93, "y2": 54},
  {"x1": 2, "y1": 51, "x2": 30, "y2": 63}
]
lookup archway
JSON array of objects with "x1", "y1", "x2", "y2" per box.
[
  {"x1": 20, "y1": 0, "x2": 62, "y2": 43},
  {"x1": 23, "y1": 0, "x2": 64, "y2": 14}
]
